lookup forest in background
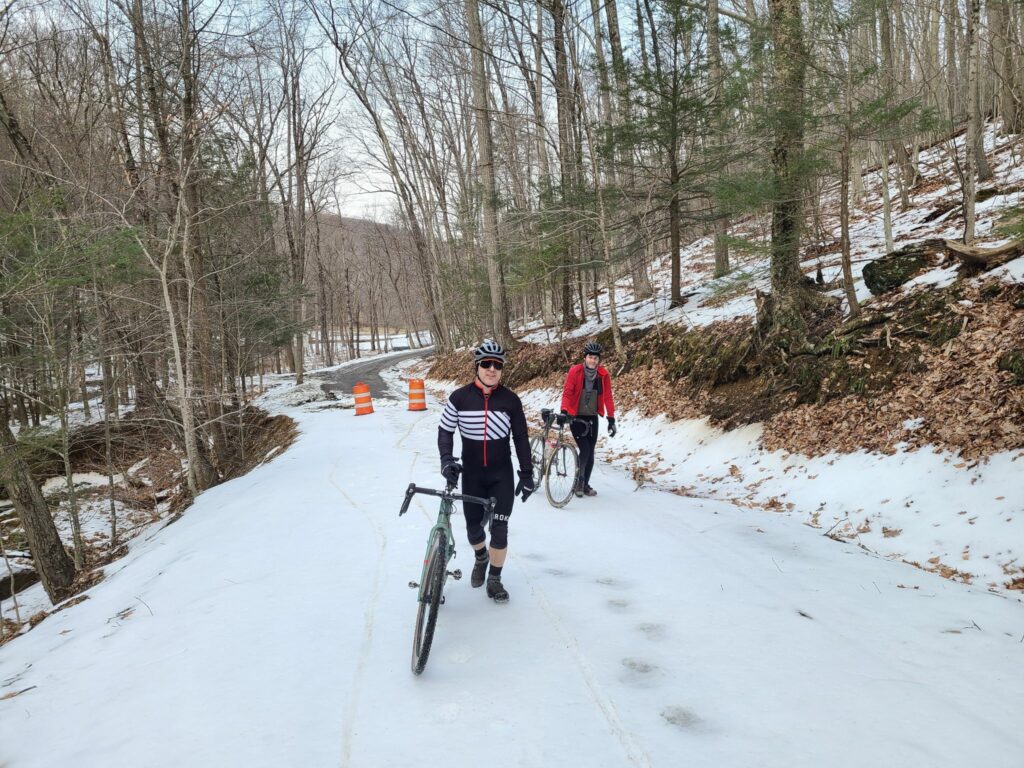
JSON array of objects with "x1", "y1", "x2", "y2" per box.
[{"x1": 1, "y1": 0, "x2": 1022, "y2": 601}]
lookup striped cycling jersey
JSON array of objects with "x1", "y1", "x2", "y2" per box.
[
  {"x1": 440, "y1": 406, "x2": 511, "y2": 441},
  {"x1": 438, "y1": 380, "x2": 532, "y2": 473}
]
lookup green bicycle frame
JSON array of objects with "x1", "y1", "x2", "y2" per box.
[
  {"x1": 417, "y1": 498, "x2": 456, "y2": 601},
  {"x1": 399, "y1": 482, "x2": 496, "y2": 602}
]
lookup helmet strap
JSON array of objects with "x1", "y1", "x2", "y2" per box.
[{"x1": 475, "y1": 371, "x2": 495, "y2": 393}]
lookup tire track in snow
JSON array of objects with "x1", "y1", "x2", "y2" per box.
[
  {"x1": 518, "y1": 564, "x2": 654, "y2": 768},
  {"x1": 327, "y1": 453, "x2": 387, "y2": 768},
  {"x1": 329, "y1": 400, "x2": 431, "y2": 767},
  {"x1": 390, "y1": 409, "x2": 432, "y2": 452}
]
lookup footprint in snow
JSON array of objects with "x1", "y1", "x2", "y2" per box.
[
  {"x1": 520, "y1": 552, "x2": 547, "y2": 562},
  {"x1": 620, "y1": 658, "x2": 662, "y2": 689},
  {"x1": 636, "y1": 622, "x2": 669, "y2": 641},
  {"x1": 606, "y1": 598, "x2": 630, "y2": 612},
  {"x1": 661, "y1": 705, "x2": 703, "y2": 730},
  {"x1": 543, "y1": 567, "x2": 571, "y2": 577}
]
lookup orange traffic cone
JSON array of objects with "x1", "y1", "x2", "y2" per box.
[
  {"x1": 408, "y1": 379, "x2": 427, "y2": 411},
  {"x1": 353, "y1": 382, "x2": 374, "y2": 415}
]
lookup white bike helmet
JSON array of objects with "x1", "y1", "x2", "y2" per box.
[{"x1": 473, "y1": 339, "x2": 507, "y2": 364}]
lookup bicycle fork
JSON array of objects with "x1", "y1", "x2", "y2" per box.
[
  {"x1": 408, "y1": 569, "x2": 462, "y2": 606},
  {"x1": 408, "y1": 569, "x2": 463, "y2": 590}
]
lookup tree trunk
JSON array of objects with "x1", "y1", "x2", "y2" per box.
[
  {"x1": 669, "y1": 153, "x2": 683, "y2": 307},
  {"x1": 967, "y1": 0, "x2": 992, "y2": 182},
  {"x1": 465, "y1": 0, "x2": 512, "y2": 346},
  {"x1": 880, "y1": 145, "x2": 895, "y2": 252},
  {"x1": 840, "y1": 134, "x2": 861, "y2": 318},
  {"x1": 964, "y1": 0, "x2": 981, "y2": 243},
  {"x1": 708, "y1": 0, "x2": 730, "y2": 277},
  {"x1": 879, "y1": 2, "x2": 912, "y2": 207},
  {"x1": 552, "y1": 0, "x2": 579, "y2": 329},
  {"x1": 0, "y1": 407, "x2": 76, "y2": 603},
  {"x1": 767, "y1": 0, "x2": 813, "y2": 329},
  {"x1": 945, "y1": 0, "x2": 961, "y2": 119}
]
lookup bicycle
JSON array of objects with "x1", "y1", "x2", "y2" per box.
[
  {"x1": 399, "y1": 467, "x2": 496, "y2": 675},
  {"x1": 529, "y1": 408, "x2": 592, "y2": 508}
]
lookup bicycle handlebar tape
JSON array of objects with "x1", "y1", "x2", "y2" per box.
[
  {"x1": 399, "y1": 486, "x2": 413, "y2": 516},
  {"x1": 353, "y1": 382, "x2": 374, "y2": 416},
  {"x1": 408, "y1": 379, "x2": 427, "y2": 411}
]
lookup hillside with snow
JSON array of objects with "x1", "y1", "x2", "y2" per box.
[{"x1": 2, "y1": 127, "x2": 1023, "y2": 768}]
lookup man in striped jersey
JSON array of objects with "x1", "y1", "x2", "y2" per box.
[{"x1": 438, "y1": 340, "x2": 534, "y2": 603}]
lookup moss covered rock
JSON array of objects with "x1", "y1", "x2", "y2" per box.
[
  {"x1": 862, "y1": 240, "x2": 944, "y2": 296},
  {"x1": 997, "y1": 349, "x2": 1024, "y2": 385}
]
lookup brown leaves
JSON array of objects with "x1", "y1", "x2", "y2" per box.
[{"x1": 764, "y1": 285, "x2": 1024, "y2": 458}]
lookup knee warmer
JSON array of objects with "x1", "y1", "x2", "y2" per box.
[
  {"x1": 489, "y1": 513, "x2": 509, "y2": 549},
  {"x1": 466, "y1": 521, "x2": 487, "y2": 547}
]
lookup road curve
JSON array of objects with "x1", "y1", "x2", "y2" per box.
[{"x1": 318, "y1": 348, "x2": 432, "y2": 400}]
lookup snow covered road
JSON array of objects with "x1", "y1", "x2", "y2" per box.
[{"x1": 2, "y1": 363, "x2": 1023, "y2": 768}]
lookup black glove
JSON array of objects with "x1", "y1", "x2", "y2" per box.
[
  {"x1": 607, "y1": 417, "x2": 617, "y2": 438},
  {"x1": 556, "y1": 410, "x2": 569, "y2": 426},
  {"x1": 515, "y1": 473, "x2": 535, "y2": 502},
  {"x1": 441, "y1": 460, "x2": 461, "y2": 485}
]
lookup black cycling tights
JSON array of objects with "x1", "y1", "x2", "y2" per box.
[
  {"x1": 571, "y1": 415, "x2": 600, "y2": 487},
  {"x1": 461, "y1": 466, "x2": 515, "y2": 550}
]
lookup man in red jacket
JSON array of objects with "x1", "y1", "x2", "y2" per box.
[{"x1": 559, "y1": 341, "x2": 617, "y2": 497}]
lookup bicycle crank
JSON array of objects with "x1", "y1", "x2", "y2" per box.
[{"x1": 448, "y1": 569, "x2": 462, "y2": 580}]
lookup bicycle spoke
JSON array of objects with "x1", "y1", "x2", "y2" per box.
[{"x1": 545, "y1": 442, "x2": 578, "y2": 508}]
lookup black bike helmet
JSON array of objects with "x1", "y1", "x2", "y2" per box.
[
  {"x1": 473, "y1": 339, "x2": 507, "y2": 364},
  {"x1": 583, "y1": 341, "x2": 602, "y2": 357}
]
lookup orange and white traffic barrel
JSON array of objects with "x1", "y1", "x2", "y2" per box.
[
  {"x1": 353, "y1": 382, "x2": 374, "y2": 415},
  {"x1": 408, "y1": 379, "x2": 427, "y2": 411}
]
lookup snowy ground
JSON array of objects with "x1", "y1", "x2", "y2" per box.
[
  {"x1": 401, "y1": 357, "x2": 1024, "y2": 594},
  {"x1": 4, "y1": 360, "x2": 1021, "y2": 768}
]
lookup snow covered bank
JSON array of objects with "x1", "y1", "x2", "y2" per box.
[{"x1": 591, "y1": 409, "x2": 1024, "y2": 593}]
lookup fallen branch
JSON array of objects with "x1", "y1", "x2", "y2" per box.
[{"x1": 944, "y1": 238, "x2": 1024, "y2": 270}]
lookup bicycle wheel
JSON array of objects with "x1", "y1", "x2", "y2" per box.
[
  {"x1": 545, "y1": 441, "x2": 579, "y2": 508},
  {"x1": 529, "y1": 435, "x2": 547, "y2": 489},
  {"x1": 412, "y1": 530, "x2": 447, "y2": 675}
]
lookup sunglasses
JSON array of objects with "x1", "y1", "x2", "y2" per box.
[{"x1": 478, "y1": 360, "x2": 504, "y2": 370}]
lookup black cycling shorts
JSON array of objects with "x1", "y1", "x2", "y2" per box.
[{"x1": 461, "y1": 465, "x2": 515, "y2": 549}]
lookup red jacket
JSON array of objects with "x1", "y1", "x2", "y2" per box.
[{"x1": 560, "y1": 364, "x2": 615, "y2": 418}]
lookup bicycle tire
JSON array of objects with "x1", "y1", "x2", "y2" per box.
[
  {"x1": 529, "y1": 435, "x2": 547, "y2": 489},
  {"x1": 545, "y1": 441, "x2": 579, "y2": 508},
  {"x1": 412, "y1": 530, "x2": 447, "y2": 675}
]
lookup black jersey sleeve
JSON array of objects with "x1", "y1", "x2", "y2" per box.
[
  {"x1": 438, "y1": 427, "x2": 455, "y2": 466},
  {"x1": 438, "y1": 393, "x2": 458, "y2": 465},
  {"x1": 510, "y1": 393, "x2": 533, "y2": 477}
]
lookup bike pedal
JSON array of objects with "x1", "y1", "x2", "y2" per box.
[
  {"x1": 449, "y1": 569, "x2": 462, "y2": 580},
  {"x1": 408, "y1": 581, "x2": 419, "y2": 589}
]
